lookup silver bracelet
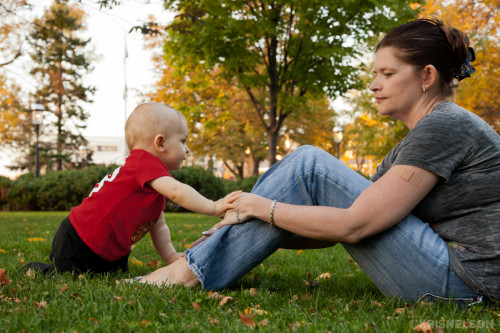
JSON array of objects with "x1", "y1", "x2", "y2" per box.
[
  {"x1": 270, "y1": 199, "x2": 277, "y2": 228},
  {"x1": 236, "y1": 196, "x2": 241, "y2": 224}
]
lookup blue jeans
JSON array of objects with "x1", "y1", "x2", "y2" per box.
[{"x1": 185, "y1": 146, "x2": 481, "y2": 302}]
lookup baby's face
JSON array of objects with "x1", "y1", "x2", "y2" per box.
[{"x1": 159, "y1": 117, "x2": 190, "y2": 170}]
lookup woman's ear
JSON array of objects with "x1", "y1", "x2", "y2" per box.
[
  {"x1": 422, "y1": 64, "x2": 438, "y2": 90},
  {"x1": 153, "y1": 134, "x2": 166, "y2": 152}
]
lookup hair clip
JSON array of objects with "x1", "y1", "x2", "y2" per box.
[{"x1": 453, "y1": 47, "x2": 476, "y2": 81}]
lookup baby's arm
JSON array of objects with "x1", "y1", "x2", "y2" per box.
[
  {"x1": 150, "y1": 212, "x2": 183, "y2": 264},
  {"x1": 149, "y1": 176, "x2": 241, "y2": 216}
]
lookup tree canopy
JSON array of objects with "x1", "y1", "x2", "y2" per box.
[{"x1": 147, "y1": 0, "x2": 421, "y2": 165}]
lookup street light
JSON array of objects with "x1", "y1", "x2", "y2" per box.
[
  {"x1": 333, "y1": 125, "x2": 343, "y2": 160},
  {"x1": 32, "y1": 101, "x2": 44, "y2": 177},
  {"x1": 79, "y1": 144, "x2": 88, "y2": 168}
]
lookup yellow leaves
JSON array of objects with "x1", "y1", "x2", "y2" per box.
[
  {"x1": 314, "y1": 272, "x2": 331, "y2": 281},
  {"x1": 0, "y1": 268, "x2": 11, "y2": 286},
  {"x1": 244, "y1": 306, "x2": 269, "y2": 316},
  {"x1": 128, "y1": 258, "x2": 144, "y2": 266},
  {"x1": 27, "y1": 238, "x2": 46, "y2": 242},
  {"x1": 296, "y1": 249, "x2": 303, "y2": 255},
  {"x1": 0, "y1": 249, "x2": 6, "y2": 253}
]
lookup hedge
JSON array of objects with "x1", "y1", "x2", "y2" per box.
[{"x1": 1, "y1": 166, "x2": 259, "y2": 212}]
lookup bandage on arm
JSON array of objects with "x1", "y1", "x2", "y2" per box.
[{"x1": 397, "y1": 166, "x2": 422, "y2": 186}]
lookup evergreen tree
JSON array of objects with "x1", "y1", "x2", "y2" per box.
[{"x1": 29, "y1": 0, "x2": 95, "y2": 171}]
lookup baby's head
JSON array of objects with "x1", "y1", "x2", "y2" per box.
[{"x1": 125, "y1": 102, "x2": 186, "y2": 151}]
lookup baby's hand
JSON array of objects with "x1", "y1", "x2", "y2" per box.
[{"x1": 214, "y1": 190, "x2": 242, "y2": 217}]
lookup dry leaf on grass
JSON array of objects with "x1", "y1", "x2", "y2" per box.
[
  {"x1": 371, "y1": 301, "x2": 383, "y2": 307},
  {"x1": 0, "y1": 269, "x2": 12, "y2": 287},
  {"x1": 27, "y1": 238, "x2": 46, "y2": 242},
  {"x1": 25, "y1": 269, "x2": 35, "y2": 278},
  {"x1": 314, "y1": 272, "x2": 331, "y2": 281},
  {"x1": 412, "y1": 321, "x2": 433, "y2": 333},
  {"x1": 249, "y1": 288, "x2": 258, "y2": 296},
  {"x1": 208, "y1": 292, "x2": 233, "y2": 306},
  {"x1": 192, "y1": 302, "x2": 201, "y2": 310},
  {"x1": 33, "y1": 301, "x2": 47, "y2": 309},
  {"x1": 394, "y1": 307, "x2": 405, "y2": 314},
  {"x1": 219, "y1": 296, "x2": 233, "y2": 307},
  {"x1": 61, "y1": 284, "x2": 69, "y2": 293},
  {"x1": 239, "y1": 311, "x2": 256, "y2": 327}
]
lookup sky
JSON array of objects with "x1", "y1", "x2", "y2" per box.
[{"x1": 0, "y1": 0, "x2": 174, "y2": 177}]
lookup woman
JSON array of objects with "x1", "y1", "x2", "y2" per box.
[{"x1": 138, "y1": 18, "x2": 499, "y2": 303}]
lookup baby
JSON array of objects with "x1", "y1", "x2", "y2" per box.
[{"x1": 26, "y1": 102, "x2": 240, "y2": 275}]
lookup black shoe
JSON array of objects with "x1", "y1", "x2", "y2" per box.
[{"x1": 17, "y1": 262, "x2": 52, "y2": 276}]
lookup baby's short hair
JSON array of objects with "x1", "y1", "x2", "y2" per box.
[{"x1": 125, "y1": 102, "x2": 184, "y2": 151}]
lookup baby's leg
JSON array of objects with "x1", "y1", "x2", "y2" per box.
[{"x1": 138, "y1": 257, "x2": 199, "y2": 287}]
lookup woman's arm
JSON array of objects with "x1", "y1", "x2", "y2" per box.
[{"x1": 218, "y1": 164, "x2": 439, "y2": 244}]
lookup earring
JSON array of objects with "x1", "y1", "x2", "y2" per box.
[{"x1": 422, "y1": 85, "x2": 428, "y2": 93}]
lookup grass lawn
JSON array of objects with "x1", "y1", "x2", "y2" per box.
[{"x1": 0, "y1": 212, "x2": 498, "y2": 332}]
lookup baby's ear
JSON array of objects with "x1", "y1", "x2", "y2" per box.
[{"x1": 153, "y1": 134, "x2": 166, "y2": 151}]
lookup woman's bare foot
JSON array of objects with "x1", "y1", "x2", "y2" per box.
[{"x1": 138, "y1": 257, "x2": 200, "y2": 287}]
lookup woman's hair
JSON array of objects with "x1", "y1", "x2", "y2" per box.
[{"x1": 376, "y1": 18, "x2": 471, "y2": 96}]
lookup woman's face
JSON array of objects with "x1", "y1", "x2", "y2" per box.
[{"x1": 369, "y1": 47, "x2": 423, "y2": 121}]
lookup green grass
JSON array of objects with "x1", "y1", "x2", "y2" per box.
[{"x1": 0, "y1": 212, "x2": 497, "y2": 332}]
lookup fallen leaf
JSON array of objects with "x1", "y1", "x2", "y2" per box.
[
  {"x1": 302, "y1": 292, "x2": 312, "y2": 301},
  {"x1": 147, "y1": 260, "x2": 161, "y2": 268},
  {"x1": 292, "y1": 294, "x2": 298, "y2": 301},
  {"x1": 77, "y1": 274, "x2": 84, "y2": 280},
  {"x1": 192, "y1": 302, "x2": 201, "y2": 310},
  {"x1": 138, "y1": 320, "x2": 151, "y2": 327},
  {"x1": 296, "y1": 250, "x2": 303, "y2": 254},
  {"x1": 345, "y1": 255, "x2": 354, "y2": 264},
  {"x1": 0, "y1": 249, "x2": 6, "y2": 253},
  {"x1": 239, "y1": 311, "x2": 256, "y2": 327},
  {"x1": 314, "y1": 272, "x2": 331, "y2": 281},
  {"x1": 27, "y1": 238, "x2": 46, "y2": 242},
  {"x1": 17, "y1": 258, "x2": 25, "y2": 265},
  {"x1": 113, "y1": 296, "x2": 125, "y2": 301},
  {"x1": 371, "y1": 301, "x2": 383, "y2": 307},
  {"x1": 61, "y1": 284, "x2": 69, "y2": 293},
  {"x1": 25, "y1": 269, "x2": 35, "y2": 278},
  {"x1": 128, "y1": 258, "x2": 144, "y2": 266},
  {"x1": 249, "y1": 288, "x2": 258, "y2": 296},
  {"x1": 412, "y1": 321, "x2": 432, "y2": 333},
  {"x1": 394, "y1": 308, "x2": 405, "y2": 314},
  {"x1": 219, "y1": 296, "x2": 233, "y2": 307},
  {"x1": 88, "y1": 318, "x2": 98, "y2": 324},
  {"x1": 259, "y1": 319, "x2": 269, "y2": 326},
  {"x1": 33, "y1": 301, "x2": 47, "y2": 309},
  {"x1": 0, "y1": 269, "x2": 12, "y2": 287},
  {"x1": 159, "y1": 312, "x2": 168, "y2": 318}
]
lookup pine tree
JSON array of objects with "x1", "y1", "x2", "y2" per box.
[{"x1": 29, "y1": 0, "x2": 95, "y2": 171}]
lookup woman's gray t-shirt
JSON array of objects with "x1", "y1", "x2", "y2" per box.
[{"x1": 371, "y1": 101, "x2": 500, "y2": 301}]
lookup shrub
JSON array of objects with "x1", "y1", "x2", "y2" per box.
[
  {"x1": 0, "y1": 175, "x2": 12, "y2": 210},
  {"x1": 4, "y1": 165, "x2": 117, "y2": 211},
  {"x1": 166, "y1": 166, "x2": 226, "y2": 212},
  {"x1": 222, "y1": 175, "x2": 260, "y2": 194}
]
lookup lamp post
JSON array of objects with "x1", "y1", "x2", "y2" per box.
[
  {"x1": 32, "y1": 101, "x2": 44, "y2": 177},
  {"x1": 79, "y1": 144, "x2": 88, "y2": 168},
  {"x1": 333, "y1": 125, "x2": 343, "y2": 160}
]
